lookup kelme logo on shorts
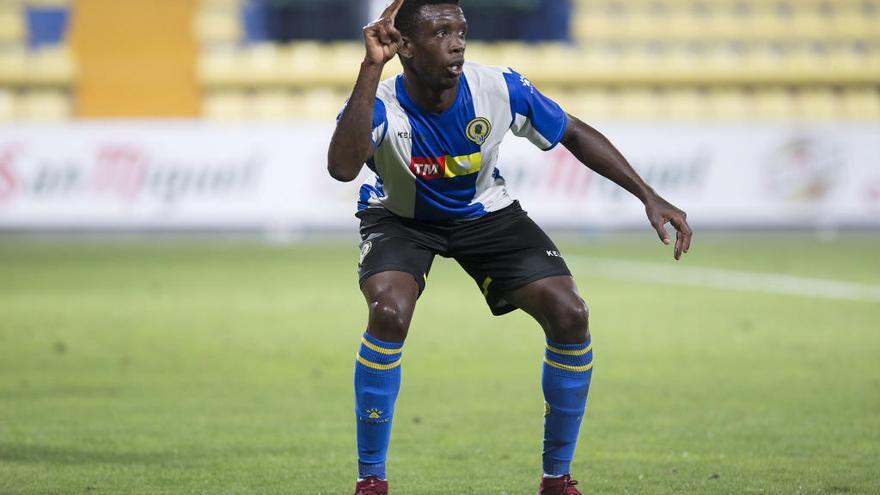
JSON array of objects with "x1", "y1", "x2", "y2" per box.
[{"x1": 466, "y1": 117, "x2": 491, "y2": 145}]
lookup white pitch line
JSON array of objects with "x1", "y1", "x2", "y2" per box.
[{"x1": 569, "y1": 256, "x2": 880, "y2": 303}]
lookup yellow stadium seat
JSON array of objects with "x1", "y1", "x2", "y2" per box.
[
  {"x1": 577, "y1": 44, "x2": 620, "y2": 78},
  {"x1": 662, "y1": 10, "x2": 706, "y2": 41},
  {"x1": 201, "y1": 91, "x2": 247, "y2": 120},
  {"x1": 244, "y1": 42, "x2": 280, "y2": 85},
  {"x1": 198, "y1": 47, "x2": 243, "y2": 86},
  {"x1": 745, "y1": 45, "x2": 791, "y2": 81},
  {"x1": 840, "y1": 87, "x2": 880, "y2": 120},
  {"x1": 494, "y1": 42, "x2": 533, "y2": 74},
  {"x1": 786, "y1": 44, "x2": 829, "y2": 79},
  {"x1": 707, "y1": 88, "x2": 753, "y2": 120},
  {"x1": 832, "y1": 14, "x2": 872, "y2": 40},
  {"x1": 748, "y1": 10, "x2": 790, "y2": 40},
  {"x1": 0, "y1": 89, "x2": 14, "y2": 121},
  {"x1": 461, "y1": 42, "x2": 495, "y2": 66},
  {"x1": 16, "y1": 90, "x2": 71, "y2": 121},
  {"x1": 753, "y1": 88, "x2": 796, "y2": 120},
  {"x1": 617, "y1": 88, "x2": 663, "y2": 120},
  {"x1": 565, "y1": 88, "x2": 615, "y2": 121},
  {"x1": 830, "y1": 43, "x2": 870, "y2": 73},
  {"x1": 573, "y1": 10, "x2": 619, "y2": 40},
  {"x1": 280, "y1": 42, "x2": 322, "y2": 85},
  {"x1": 703, "y1": 10, "x2": 747, "y2": 40},
  {"x1": 704, "y1": 43, "x2": 747, "y2": 78},
  {"x1": 198, "y1": 0, "x2": 240, "y2": 10},
  {"x1": 661, "y1": 88, "x2": 705, "y2": 120},
  {"x1": 24, "y1": 0, "x2": 71, "y2": 6},
  {"x1": 29, "y1": 45, "x2": 75, "y2": 85},
  {"x1": 252, "y1": 89, "x2": 295, "y2": 120},
  {"x1": 0, "y1": 8, "x2": 25, "y2": 43},
  {"x1": 194, "y1": 8, "x2": 241, "y2": 44},
  {"x1": 661, "y1": 44, "x2": 703, "y2": 81},
  {"x1": 796, "y1": 87, "x2": 840, "y2": 120},
  {"x1": 325, "y1": 42, "x2": 365, "y2": 85},
  {"x1": 0, "y1": 46, "x2": 26, "y2": 85},
  {"x1": 301, "y1": 88, "x2": 343, "y2": 121}
]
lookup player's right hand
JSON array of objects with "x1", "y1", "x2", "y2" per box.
[{"x1": 363, "y1": 0, "x2": 404, "y2": 66}]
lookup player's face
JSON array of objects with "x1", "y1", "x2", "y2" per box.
[{"x1": 404, "y1": 4, "x2": 467, "y2": 90}]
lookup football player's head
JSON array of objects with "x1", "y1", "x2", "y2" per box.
[{"x1": 395, "y1": 0, "x2": 466, "y2": 90}]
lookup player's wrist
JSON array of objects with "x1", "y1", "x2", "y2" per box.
[
  {"x1": 639, "y1": 186, "x2": 659, "y2": 205},
  {"x1": 361, "y1": 59, "x2": 386, "y2": 72}
]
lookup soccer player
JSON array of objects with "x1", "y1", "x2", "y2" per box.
[{"x1": 327, "y1": 1, "x2": 693, "y2": 493}]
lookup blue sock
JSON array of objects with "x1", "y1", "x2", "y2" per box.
[
  {"x1": 354, "y1": 332, "x2": 403, "y2": 480},
  {"x1": 542, "y1": 336, "x2": 593, "y2": 476}
]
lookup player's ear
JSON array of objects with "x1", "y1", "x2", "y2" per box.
[{"x1": 398, "y1": 36, "x2": 414, "y2": 59}]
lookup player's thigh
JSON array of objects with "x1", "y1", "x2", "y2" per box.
[
  {"x1": 357, "y1": 210, "x2": 439, "y2": 299},
  {"x1": 452, "y1": 203, "x2": 572, "y2": 316},
  {"x1": 357, "y1": 209, "x2": 440, "y2": 339},
  {"x1": 502, "y1": 275, "x2": 590, "y2": 343}
]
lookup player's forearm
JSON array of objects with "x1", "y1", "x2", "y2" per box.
[
  {"x1": 327, "y1": 62, "x2": 385, "y2": 182},
  {"x1": 560, "y1": 114, "x2": 655, "y2": 204}
]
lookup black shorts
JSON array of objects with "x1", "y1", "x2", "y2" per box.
[{"x1": 356, "y1": 201, "x2": 572, "y2": 316}]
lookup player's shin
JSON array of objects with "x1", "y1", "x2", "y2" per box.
[
  {"x1": 354, "y1": 332, "x2": 404, "y2": 480},
  {"x1": 541, "y1": 336, "x2": 593, "y2": 477}
]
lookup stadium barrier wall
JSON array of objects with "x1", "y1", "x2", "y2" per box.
[{"x1": 0, "y1": 122, "x2": 878, "y2": 231}]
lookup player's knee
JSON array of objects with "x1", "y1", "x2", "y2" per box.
[
  {"x1": 547, "y1": 298, "x2": 589, "y2": 344},
  {"x1": 367, "y1": 299, "x2": 412, "y2": 342}
]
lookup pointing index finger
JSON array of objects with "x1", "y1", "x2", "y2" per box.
[{"x1": 381, "y1": 0, "x2": 405, "y2": 20}]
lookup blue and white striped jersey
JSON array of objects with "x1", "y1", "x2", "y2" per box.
[{"x1": 356, "y1": 62, "x2": 567, "y2": 222}]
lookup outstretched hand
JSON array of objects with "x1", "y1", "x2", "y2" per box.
[
  {"x1": 645, "y1": 194, "x2": 692, "y2": 260},
  {"x1": 363, "y1": 0, "x2": 405, "y2": 66}
]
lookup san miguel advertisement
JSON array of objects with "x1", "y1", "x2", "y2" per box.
[{"x1": 0, "y1": 122, "x2": 878, "y2": 230}]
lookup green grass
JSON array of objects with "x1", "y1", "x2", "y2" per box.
[{"x1": 1, "y1": 233, "x2": 878, "y2": 494}]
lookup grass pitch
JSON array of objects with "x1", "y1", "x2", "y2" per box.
[{"x1": 1, "y1": 233, "x2": 878, "y2": 494}]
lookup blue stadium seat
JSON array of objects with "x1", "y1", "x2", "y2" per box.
[{"x1": 25, "y1": 4, "x2": 69, "y2": 48}]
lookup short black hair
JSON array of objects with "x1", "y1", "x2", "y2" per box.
[{"x1": 395, "y1": 0, "x2": 461, "y2": 36}]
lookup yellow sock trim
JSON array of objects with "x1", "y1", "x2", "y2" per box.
[
  {"x1": 357, "y1": 354, "x2": 402, "y2": 371},
  {"x1": 361, "y1": 337, "x2": 402, "y2": 355},
  {"x1": 546, "y1": 342, "x2": 592, "y2": 356},
  {"x1": 543, "y1": 357, "x2": 593, "y2": 373}
]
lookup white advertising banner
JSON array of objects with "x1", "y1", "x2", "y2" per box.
[{"x1": 0, "y1": 121, "x2": 878, "y2": 230}]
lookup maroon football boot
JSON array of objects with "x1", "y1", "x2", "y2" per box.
[
  {"x1": 354, "y1": 476, "x2": 388, "y2": 495},
  {"x1": 538, "y1": 474, "x2": 583, "y2": 495}
]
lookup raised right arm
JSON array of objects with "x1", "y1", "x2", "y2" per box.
[{"x1": 327, "y1": 0, "x2": 404, "y2": 182}]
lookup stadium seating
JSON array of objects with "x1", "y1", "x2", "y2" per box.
[
  {"x1": 0, "y1": 0, "x2": 73, "y2": 121},
  {"x1": 4, "y1": 0, "x2": 879, "y2": 121},
  {"x1": 191, "y1": 0, "x2": 879, "y2": 121}
]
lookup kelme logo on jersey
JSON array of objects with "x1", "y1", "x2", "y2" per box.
[{"x1": 465, "y1": 117, "x2": 492, "y2": 145}]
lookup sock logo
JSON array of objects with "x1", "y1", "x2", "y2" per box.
[{"x1": 366, "y1": 408, "x2": 383, "y2": 419}]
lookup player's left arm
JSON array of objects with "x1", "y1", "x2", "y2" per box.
[{"x1": 560, "y1": 114, "x2": 693, "y2": 260}]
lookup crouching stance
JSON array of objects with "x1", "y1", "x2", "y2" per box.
[{"x1": 328, "y1": 1, "x2": 692, "y2": 493}]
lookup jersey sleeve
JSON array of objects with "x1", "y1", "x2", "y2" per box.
[
  {"x1": 337, "y1": 97, "x2": 389, "y2": 149},
  {"x1": 503, "y1": 69, "x2": 568, "y2": 150}
]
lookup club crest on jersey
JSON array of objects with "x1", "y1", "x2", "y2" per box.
[
  {"x1": 358, "y1": 240, "x2": 372, "y2": 266},
  {"x1": 465, "y1": 117, "x2": 492, "y2": 145}
]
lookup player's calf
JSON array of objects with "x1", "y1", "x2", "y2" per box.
[{"x1": 541, "y1": 335, "x2": 593, "y2": 479}]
